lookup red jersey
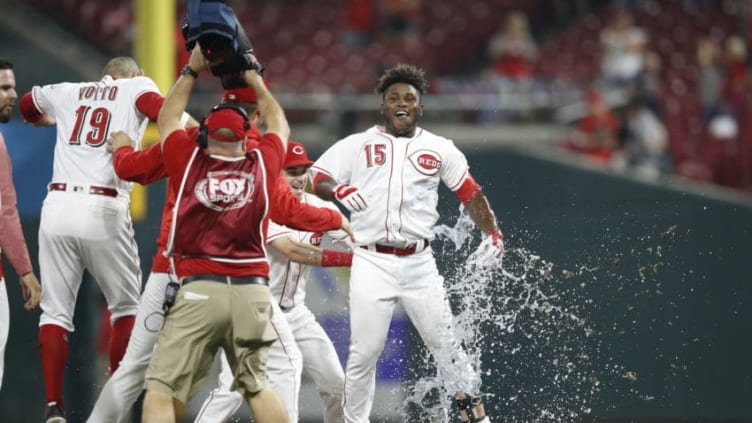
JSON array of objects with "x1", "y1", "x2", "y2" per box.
[
  {"x1": 112, "y1": 127, "x2": 341, "y2": 273},
  {"x1": 162, "y1": 128, "x2": 284, "y2": 278}
]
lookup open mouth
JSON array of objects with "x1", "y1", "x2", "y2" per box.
[{"x1": 395, "y1": 110, "x2": 408, "y2": 118}]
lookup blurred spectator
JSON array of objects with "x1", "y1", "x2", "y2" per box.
[
  {"x1": 343, "y1": 0, "x2": 376, "y2": 49},
  {"x1": 616, "y1": 97, "x2": 672, "y2": 179},
  {"x1": 487, "y1": 11, "x2": 538, "y2": 80},
  {"x1": 483, "y1": 11, "x2": 540, "y2": 122},
  {"x1": 561, "y1": 89, "x2": 620, "y2": 164},
  {"x1": 380, "y1": 0, "x2": 422, "y2": 50},
  {"x1": 721, "y1": 35, "x2": 749, "y2": 118},
  {"x1": 599, "y1": 9, "x2": 647, "y2": 89},
  {"x1": 696, "y1": 37, "x2": 725, "y2": 122}
]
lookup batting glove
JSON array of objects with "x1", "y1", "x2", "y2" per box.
[
  {"x1": 488, "y1": 229, "x2": 505, "y2": 253},
  {"x1": 333, "y1": 184, "x2": 368, "y2": 212},
  {"x1": 470, "y1": 229, "x2": 505, "y2": 265}
]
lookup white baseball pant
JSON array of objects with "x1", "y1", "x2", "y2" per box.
[
  {"x1": 87, "y1": 272, "x2": 171, "y2": 423},
  {"x1": 38, "y1": 192, "x2": 140, "y2": 331},
  {"x1": 344, "y1": 247, "x2": 479, "y2": 423},
  {"x1": 285, "y1": 304, "x2": 345, "y2": 423},
  {"x1": 0, "y1": 279, "x2": 7, "y2": 389},
  {"x1": 195, "y1": 300, "x2": 303, "y2": 422}
]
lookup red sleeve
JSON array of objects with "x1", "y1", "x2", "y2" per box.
[
  {"x1": 162, "y1": 130, "x2": 197, "y2": 193},
  {"x1": 19, "y1": 92, "x2": 43, "y2": 124},
  {"x1": 113, "y1": 143, "x2": 168, "y2": 185},
  {"x1": 135, "y1": 92, "x2": 164, "y2": 122},
  {"x1": 0, "y1": 134, "x2": 33, "y2": 276},
  {"x1": 256, "y1": 132, "x2": 285, "y2": 193},
  {"x1": 269, "y1": 182, "x2": 342, "y2": 232}
]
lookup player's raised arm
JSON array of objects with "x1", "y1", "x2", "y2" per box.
[
  {"x1": 158, "y1": 45, "x2": 210, "y2": 143},
  {"x1": 242, "y1": 54, "x2": 289, "y2": 150}
]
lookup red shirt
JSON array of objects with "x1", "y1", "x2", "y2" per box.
[
  {"x1": 113, "y1": 127, "x2": 342, "y2": 273},
  {"x1": 0, "y1": 133, "x2": 33, "y2": 279},
  {"x1": 162, "y1": 128, "x2": 284, "y2": 278}
]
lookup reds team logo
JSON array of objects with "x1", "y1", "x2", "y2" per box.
[
  {"x1": 408, "y1": 149, "x2": 442, "y2": 176},
  {"x1": 195, "y1": 171, "x2": 255, "y2": 211},
  {"x1": 310, "y1": 231, "x2": 324, "y2": 247}
]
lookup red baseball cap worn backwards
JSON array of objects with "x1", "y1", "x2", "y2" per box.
[
  {"x1": 284, "y1": 141, "x2": 314, "y2": 168},
  {"x1": 222, "y1": 80, "x2": 270, "y2": 104},
  {"x1": 223, "y1": 86, "x2": 258, "y2": 104},
  {"x1": 205, "y1": 108, "x2": 247, "y2": 142}
]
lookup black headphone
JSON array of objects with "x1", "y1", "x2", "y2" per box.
[{"x1": 196, "y1": 103, "x2": 251, "y2": 148}]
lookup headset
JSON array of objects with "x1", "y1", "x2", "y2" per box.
[{"x1": 196, "y1": 103, "x2": 251, "y2": 148}]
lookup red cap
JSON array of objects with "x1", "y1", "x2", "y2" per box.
[
  {"x1": 284, "y1": 141, "x2": 314, "y2": 168},
  {"x1": 205, "y1": 108, "x2": 247, "y2": 142},
  {"x1": 223, "y1": 86, "x2": 257, "y2": 104},
  {"x1": 222, "y1": 80, "x2": 269, "y2": 104}
]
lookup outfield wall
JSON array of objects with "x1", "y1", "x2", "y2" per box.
[{"x1": 2, "y1": 140, "x2": 751, "y2": 422}]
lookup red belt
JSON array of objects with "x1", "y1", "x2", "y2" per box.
[
  {"x1": 361, "y1": 240, "x2": 429, "y2": 257},
  {"x1": 49, "y1": 182, "x2": 118, "y2": 198}
]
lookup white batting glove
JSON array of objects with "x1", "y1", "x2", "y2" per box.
[
  {"x1": 469, "y1": 229, "x2": 505, "y2": 265},
  {"x1": 333, "y1": 183, "x2": 368, "y2": 212}
]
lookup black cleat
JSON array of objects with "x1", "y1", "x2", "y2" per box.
[{"x1": 44, "y1": 402, "x2": 66, "y2": 423}]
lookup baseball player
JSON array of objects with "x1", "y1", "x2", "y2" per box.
[
  {"x1": 195, "y1": 140, "x2": 352, "y2": 423},
  {"x1": 19, "y1": 57, "x2": 164, "y2": 423},
  {"x1": 311, "y1": 64, "x2": 504, "y2": 423},
  {"x1": 0, "y1": 58, "x2": 42, "y2": 390},
  {"x1": 87, "y1": 88, "x2": 351, "y2": 422}
]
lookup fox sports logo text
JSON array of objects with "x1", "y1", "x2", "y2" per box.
[{"x1": 195, "y1": 171, "x2": 255, "y2": 211}]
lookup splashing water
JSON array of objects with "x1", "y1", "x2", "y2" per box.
[{"x1": 400, "y1": 206, "x2": 678, "y2": 422}]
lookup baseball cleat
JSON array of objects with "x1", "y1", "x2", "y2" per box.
[{"x1": 44, "y1": 401, "x2": 66, "y2": 423}]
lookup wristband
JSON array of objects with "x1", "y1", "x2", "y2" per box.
[
  {"x1": 321, "y1": 250, "x2": 353, "y2": 267},
  {"x1": 455, "y1": 175, "x2": 482, "y2": 204},
  {"x1": 181, "y1": 65, "x2": 199, "y2": 79}
]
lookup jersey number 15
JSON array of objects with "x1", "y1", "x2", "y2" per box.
[{"x1": 364, "y1": 143, "x2": 387, "y2": 167}]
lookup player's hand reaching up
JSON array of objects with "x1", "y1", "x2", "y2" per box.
[{"x1": 333, "y1": 184, "x2": 368, "y2": 213}]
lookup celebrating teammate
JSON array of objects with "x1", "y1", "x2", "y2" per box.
[
  {"x1": 311, "y1": 63, "x2": 504, "y2": 423},
  {"x1": 87, "y1": 80, "x2": 351, "y2": 423},
  {"x1": 196, "y1": 140, "x2": 351, "y2": 422},
  {"x1": 0, "y1": 58, "x2": 42, "y2": 390},
  {"x1": 19, "y1": 57, "x2": 164, "y2": 423}
]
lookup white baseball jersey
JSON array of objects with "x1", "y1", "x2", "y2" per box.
[
  {"x1": 30, "y1": 75, "x2": 159, "y2": 192},
  {"x1": 312, "y1": 125, "x2": 471, "y2": 245},
  {"x1": 314, "y1": 125, "x2": 482, "y2": 422},
  {"x1": 267, "y1": 193, "x2": 348, "y2": 309}
]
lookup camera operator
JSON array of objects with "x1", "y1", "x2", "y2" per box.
[{"x1": 141, "y1": 44, "x2": 289, "y2": 423}]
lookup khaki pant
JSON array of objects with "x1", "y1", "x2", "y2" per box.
[{"x1": 145, "y1": 280, "x2": 276, "y2": 403}]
